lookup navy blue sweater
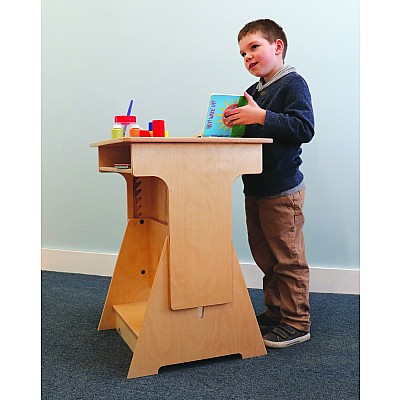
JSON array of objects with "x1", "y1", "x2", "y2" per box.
[{"x1": 243, "y1": 72, "x2": 315, "y2": 197}]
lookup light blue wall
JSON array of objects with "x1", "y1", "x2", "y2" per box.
[{"x1": 42, "y1": 0, "x2": 359, "y2": 269}]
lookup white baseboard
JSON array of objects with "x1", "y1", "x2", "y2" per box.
[
  {"x1": 240, "y1": 263, "x2": 359, "y2": 294},
  {"x1": 41, "y1": 248, "x2": 359, "y2": 295}
]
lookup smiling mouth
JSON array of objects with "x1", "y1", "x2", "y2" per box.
[{"x1": 249, "y1": 62, "x2": 258, "y2": 70}]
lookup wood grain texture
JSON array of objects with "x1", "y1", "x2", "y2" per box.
[
  {"x1": 98, "y1": 219, "x2": 168, "y2": 330},
  {"x1": 130, "y1": 142, "x2": 263, "y2": 310},
  {"x1": 127, "y1": 238, "x2": 266, "y2": 378}
]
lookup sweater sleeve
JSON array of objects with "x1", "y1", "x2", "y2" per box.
[{"x1": 259, "y1": 76, "x2": 315, "y2": 144}]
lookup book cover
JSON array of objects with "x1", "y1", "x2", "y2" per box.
[{"x1": 203, "y1": 94, "x2": 248, "y2": 137}]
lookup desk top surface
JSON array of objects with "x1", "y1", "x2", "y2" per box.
[{"x1": 90, "y1": 136, "x2": 273, "y2": 147}]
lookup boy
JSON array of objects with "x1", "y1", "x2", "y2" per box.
[{"x1": 223, "y1": 19, "x2": 315, "y2": 348}]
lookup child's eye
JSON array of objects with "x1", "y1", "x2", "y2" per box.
[
  {"x1": 241, "y1": 52, "x2": 246, "y2": 58},
  {"x1": 251, "y1": 44, "x2": 259, "y2": 50}
]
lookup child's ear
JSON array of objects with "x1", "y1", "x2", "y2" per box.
[{"x1": 275, "y1": 39, "x2": 284, "y2": 56}]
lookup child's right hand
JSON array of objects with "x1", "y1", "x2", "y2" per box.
[{"x1": 223, "y1": 92, "x2": 266, "y2": 126}]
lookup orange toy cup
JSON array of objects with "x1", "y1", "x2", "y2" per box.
[{"x1": 129, "y1": 127, "x2": 140, "y2": 137}]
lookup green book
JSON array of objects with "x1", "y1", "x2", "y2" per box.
[{"x1": 231, "y1": 95, "x2": 248, "y2": 138}]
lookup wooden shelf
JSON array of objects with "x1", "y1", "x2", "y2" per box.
[{"x1": 113, "y1": 302, "x2": 148, "y2": 352}]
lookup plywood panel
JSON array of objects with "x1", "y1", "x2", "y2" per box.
[{"x1": 131, "y1": 142, "x2": 263, "y2": 310}]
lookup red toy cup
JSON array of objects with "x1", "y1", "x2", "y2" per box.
[
  {"x1": 139, "y1": 129, "x2": 150, "y2": 137},
  {"x1": 152, "y1": 119, "x2": 165, "y2": 137}
]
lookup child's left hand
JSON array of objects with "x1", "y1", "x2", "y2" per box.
[{"x1": 223, "y1": 91, "x2": 266, "y2": 126}]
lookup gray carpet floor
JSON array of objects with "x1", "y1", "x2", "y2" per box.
[{"x1": 42, "y1": 271, "x2": 359, "y2": 399}]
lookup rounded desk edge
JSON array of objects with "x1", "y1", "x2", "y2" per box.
[{"x1": 90, "y1": 137, "x2": 273, "y2": 147}]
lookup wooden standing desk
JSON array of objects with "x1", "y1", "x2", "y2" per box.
[{"x1": 90, "y1": 136, "x2": 272, "y2": 378}]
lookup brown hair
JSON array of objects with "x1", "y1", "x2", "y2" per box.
[{"x1": 238, "y1": 19, "x2": 288, "y2": 60}]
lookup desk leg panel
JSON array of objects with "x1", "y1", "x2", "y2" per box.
[
  {"x1": 127, "y1": 239, "x2": 266, "y2": 379},
  {"x1": 98, "y1": 219, "x2": 168, "y2": 331}
]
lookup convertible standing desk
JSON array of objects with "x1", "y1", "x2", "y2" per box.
[{"x1": 91, "y1": 136, "x2": 272, "y2": 378}]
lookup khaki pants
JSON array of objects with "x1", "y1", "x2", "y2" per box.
[{"x1": 245, "y1": 189, "x2": 310, "y2": 332}]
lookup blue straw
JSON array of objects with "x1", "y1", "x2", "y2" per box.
[{"x1": 127, "y1": 99, "x2": 134, "y2": 116}]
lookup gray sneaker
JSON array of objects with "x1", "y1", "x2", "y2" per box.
[
  {"x1": 256, "y1": 312, "x2": 281, "y2": 334},
  {"x1": 263, "y1": 323, "x2": 310, "y2": 348}
]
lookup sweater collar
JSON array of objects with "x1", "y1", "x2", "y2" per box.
[{"x1": 256, "y1": 65, "x2": 296, "y2": 92}]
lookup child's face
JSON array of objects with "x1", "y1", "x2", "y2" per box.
[{"x1": 239, "y1": 32, "x2": 284, "y2": 81}]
